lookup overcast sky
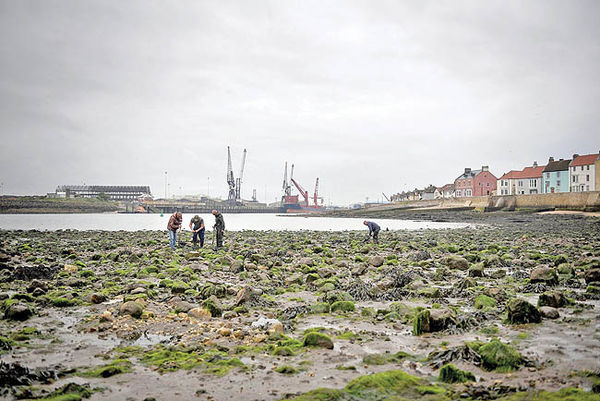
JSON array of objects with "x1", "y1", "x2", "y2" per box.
[{"x1": 1, "y1": 1, "x2": 599, "y2": 205}]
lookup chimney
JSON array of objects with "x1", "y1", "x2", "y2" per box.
[
  {"x1": 573, "y1": 154, "x2": 579, "y2": 160},
  {"x1": 533, "y1": 161, "x2": 538, "y2": 167},
  {"x1": 548, "y1": 157, "x2": 554, "y2": 163},
  {"x1": 464, "y1": 167, "x2": 471, "y2": 174},
  {"x1": 482, "y1": 165, "x2": 489, "y2": 171}
]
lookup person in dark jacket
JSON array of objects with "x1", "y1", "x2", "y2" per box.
[
  {"x1": 363, "y1": 220, "x2": 381, "y2": 243},
  {"x1": 212, "y1": 210, "x2": 225, "y2": 249},
  {"x1": 167, "y1": 211, "x2": 183, "y2": 250},
  {"x1": 189, "y1": 215, "x2": 205, "y2": 248}
]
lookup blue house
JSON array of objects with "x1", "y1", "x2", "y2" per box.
[{"x1": 542, "y1": 157, "x2": 571, "y2": 193}]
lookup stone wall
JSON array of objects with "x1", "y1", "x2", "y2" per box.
[{"x1": 383, "y1": 192, "x2": 600, "y2": 212}]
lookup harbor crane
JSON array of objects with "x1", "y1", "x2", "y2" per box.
[{"x1": 226, "y1": 147, "x2": 247, "y2": 203}]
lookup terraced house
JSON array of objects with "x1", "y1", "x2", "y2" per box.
[
  {"x1": 454, "y1": 166, "x2": 497, "y2": 197},
  {"x1": 569, "y1": 152, "x2": 599, "y2": 192},
  {"x1": 542, "y1": 157, "x2": 570, "y2": 193},
  {"x1": 497, "y1": 162, "x2": 545, "y2": 195}
]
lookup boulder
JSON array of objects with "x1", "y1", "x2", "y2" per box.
[
  {"x1": 298, "y1": 257, "x2": 314, "y2": 267},
  {"x1": 506, "y1": 298, "x2": 541, "y2": 324},
  {"x1": 537, "y1": 291, "x2": 567, "y2": 308},
  {"x1": 318, "y1": 267, "x2": 335, "y2": 278},
  {"x1": 584, "y1": 268, "x2": 600, "y2": 284},
  {"x1": 539, "y1": 306, "x2": 560, "y2": 319},
  {"x1": 63, "y1": 264, "x2": 78, "y2": 274},
  {"x1": 468, "y1": 263, "x2": 484, "y2": 278},
  {"x1": 413, "y1": 308, "x2": 456, "y2": 335},
  {"x1": 351, "y1": 264, "x2": 368, "y2": 276},
  {"x1": 174, "y1": 300, "x2": 195, "y2": 313},
  {"x1": 202, "y1": 296, "x2": 223, "y2": 317},
  {"x1": 530, "y1": 266, "x2": 558, "y2": 285},
  {"x1": 89, "y1": 293, "x2": 107, "y2": 304},
  {"x1": 26, "y1": 279, "x2": 48, "y2": 293},
  {"x1": 119, "y1": 301, "x2": 143, "y2": 318},
  {"x1": 235, "y1": 287, "x2": 252, "y2": 306},
  {"x1": 444, "y1": 256, "x2": 469, "y2": 270},
  {"x1": 188, "y1": 307, "x2": 212, "y2": 319},
  {"x1": 302, "y1": 332, "x2": 334, "y2": 349},
  {"x1": 412, "y1": 250, "x2": 431, "y2": 262},
  {"x1": 369, "y1": 256, "x2": 384, "y2": 267},
  {"x1": 4, "y1": 303, "x2": 33, "y2": 321}
]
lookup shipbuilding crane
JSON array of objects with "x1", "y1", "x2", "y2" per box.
[
  {"x1": 282, "y1": 162, "x2": 292, "y2": 197},
  {"x1": 235, "y1": 149, "x2": 247, "y2": 201},
  {"x1": 313, "y1": 178, "x2": 323, "y2": 207},
  {"x1": 226, "y1": 147, "x2": 236, "y2": 202},
  {"x1": 226, "y1": 146, "x2": 247, "y2": 203}
]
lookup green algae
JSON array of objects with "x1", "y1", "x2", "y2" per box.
[
  {"x1": 303, "y1": 332, "x2": 334, "y2": 349},
  {"x1": 474, "y1": 294, "x2": 497, "y2": 310},
  {"x1": 330, "y1": 301, "x2": 355, "y2": 313},
  {"x1": 274, "y1": 365, "x2": 299, "y2": 374},
  {"x1": 478, "y1": 339, "x2": 523, "y2": 372},
  {"x1": 78, "y1": 359, "x2": 132, "y2": 377},
  {"x1": 439, "y1": 364, "x2": 475, "y2": 383}
]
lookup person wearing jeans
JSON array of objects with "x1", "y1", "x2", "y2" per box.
[{"x1": 167, "y1": 211, "x2": 183, "y2": 250}]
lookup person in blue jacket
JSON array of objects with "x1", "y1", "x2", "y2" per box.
[{"x1": 363, "y1": 220, "x2": 381, "y2": 243}]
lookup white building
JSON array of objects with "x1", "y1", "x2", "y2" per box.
[
  {"x1": 497, "y1": 162, "x2": 545, "y2": 195},
  {"x1": 569, "y1": 153, "x2": 599, "y2": 192}
]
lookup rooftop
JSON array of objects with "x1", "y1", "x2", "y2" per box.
[{"x1": 570, "y1": 153, "x2": 600, "y2": 167}]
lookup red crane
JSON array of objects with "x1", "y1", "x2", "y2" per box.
[
  {"x1": 290, "y1": 177, "x2": 309, "y2": 207},
  {"x1": 313, "y1": 178, "x2": 321, "y2": 208}
]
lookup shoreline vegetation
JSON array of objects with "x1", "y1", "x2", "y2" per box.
[{"x1": 0, "y1": 213, "x2": 599, "y2": 400}]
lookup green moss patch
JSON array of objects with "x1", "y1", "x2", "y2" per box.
[
  {"x1": 78, "y1": 359, "x2": 132, "y2": 377},
  {"x1": 478, "y1": 339, "x2": 523, "y2": 372},
  {"x1": 303, "y1": 332, "x2": 334, "y2": 349},
  {"x1": 439, "y1": 364, "x2": 475, "y2": 383}
]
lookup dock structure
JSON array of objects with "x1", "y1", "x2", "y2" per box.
[
  {"x1": 136, "y1": 201, "x2": 281, "y2": 214},
  {"x1": 56, "y1": 185, "x2": 151, "y2": 201}
]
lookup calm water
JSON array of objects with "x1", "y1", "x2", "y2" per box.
[{"x1": 0, "y1": 213, "x2": 469, "y2": 232}]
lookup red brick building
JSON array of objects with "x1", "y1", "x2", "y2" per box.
[{"x1": 454, "y1": 166, "x2": 498, "y2": 197}]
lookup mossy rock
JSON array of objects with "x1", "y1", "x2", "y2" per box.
[
  {"x1": 478, "y1": 339, "x2": 523, "y2": 372},
  {"x1": 474, "y1": 294, "x2": 497, "y2": 310},
  {"x1": 274, "y1": 365, "x2": 299, "y2": 374},
  {"x1": 496, "y1": 387, "x2": 600, "y2": 401},
  {"x1": 331, "y1": 301, "x2": 355, "y2": 313},
  {"x1": 418, "y1": 287, "x2": 441, "y2": 298},
  {"x1": 439, "y1": 364, "x2": 475, "y2": 383},
  {"x1": 303, "y1": 332, "x2": 334, "y2": 349},
  {"x1": 202, "y1": 296, "x2": 223, "y2": 317},
  {"x1": 311, "y1": 302, "x2": 330, "y2": 314},
  {"x1": 586, "y1": 285, "x2": 600, "y2": 295},
  {"x1": 506, "y1": 298, "x2": 541, "y2": 324}
]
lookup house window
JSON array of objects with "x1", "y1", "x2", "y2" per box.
[
  {"x1": 518, "y1": 180, "x2": 523, "y2": 187},
  {"x1": 587, "y1": 185, "x2": 590, "y2": 191},
  {"x1": 546, "y1": 172, "x2": 549, "y2": 178},
  {"x1": 572, "y1": 167, "x2": 575, "y2": 171},
  {"x1": 586, "y1": 175, "x2": 590, "y2": 182},
  {"x1": 530, "y1": 179, "x2": 536, "y2": 187},
  {"x1": 486, "y1": 182, "x2": 490, "y2": 186},
  {"x1": 556, "y1": 172, "x2": 559, "y2": 178},
  {"x1": 557, "y1": 180, "x2": 561, "y2": 186},
  {"x1": 587, "y1": 165, "x2": 590, "y2": 170},
  {"x1": 573, "y1": 175, "x2": 578, "y2": 183},
  {"x1": 581, "y1": 166, "x2": 584, "y2": 171}
]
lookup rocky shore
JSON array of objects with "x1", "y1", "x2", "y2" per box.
[{"x1": 1, "y1": 213, "x2": 600, "y2": 400}]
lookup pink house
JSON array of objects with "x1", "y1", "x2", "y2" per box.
[{"x1": 455, "y1": 166, "x2": 498, "y2": 197}]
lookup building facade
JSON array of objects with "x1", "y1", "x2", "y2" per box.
[
  {"x1": 454, "y1": 166, "x2": 497, "y2": 197},
  {"x1": 542, "y1": 157, "x2": 570, "y2": 193},
  {"x1": 56, "y1": 185, "x2": 152, "y2": 200},
  {"x1": 497, "y1": 162, "x2": 545, "y2": 195},
  {"x1": 570, "y1": 153, "x2": 599, "y2": 192}
]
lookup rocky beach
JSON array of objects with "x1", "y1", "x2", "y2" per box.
[{"x1": 1, "y1": 212, "x2": 600, "y2": 401}]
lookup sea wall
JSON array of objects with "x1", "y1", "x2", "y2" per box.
[{"x1": 487, "y1": 191, "x2": 600, "y2": 211}]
